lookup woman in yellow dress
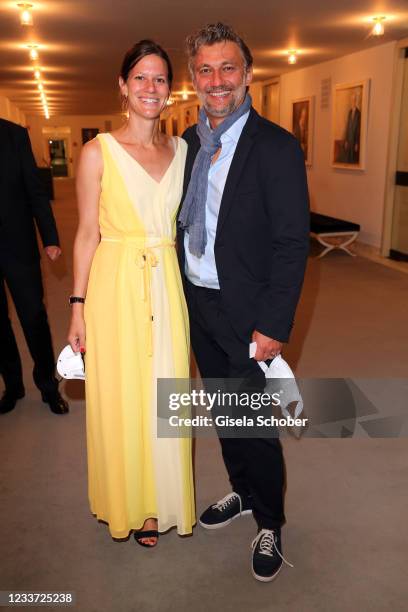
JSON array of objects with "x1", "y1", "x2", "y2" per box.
[{"x1": 68, "y1": 40, "x2": 195, "y2": 546}]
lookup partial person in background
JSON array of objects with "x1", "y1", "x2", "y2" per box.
[
  {"x1": 0, "y1": 118, "x2": 69, "y2": 415},
  {"x1": 68, "y1": 40, "x2": 195, "y2": 547}
]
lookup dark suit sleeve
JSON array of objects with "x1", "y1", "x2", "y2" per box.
[
  {"x1": 256, "y1": 137, "x2": 310, "y2": 342},
  {"x1": 18, "y1": 127, "x2": 60, "y2": 247}
]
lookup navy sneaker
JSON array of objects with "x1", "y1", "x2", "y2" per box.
[
  {"x1": 199, "y1": 492, "x2": 252, "y2": 529},
  {"x1": 251, "y1": 528, "x2": 293, "y2": 582}
]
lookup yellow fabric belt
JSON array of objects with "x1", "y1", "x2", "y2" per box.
[{"x1": 101, "y1": 236, "x2": 175, "y2": 356}]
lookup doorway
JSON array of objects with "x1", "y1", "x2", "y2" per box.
[
  {"x1": 390, "y1": 49, "x2": 408, "y2": 261},
  {"x1": 48, "y1": 139, "x2": 69, "y2": 177},
  {"x1": 262, "y1": 81, "x2": 280, "y2": 123}
]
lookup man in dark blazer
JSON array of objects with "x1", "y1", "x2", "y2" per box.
[
  {"x1": 178, "y1": 24, "x2": 309, "y2": 582},
  {"x1": 0, "y1": 118, "x2": 68, "y2": 415}
]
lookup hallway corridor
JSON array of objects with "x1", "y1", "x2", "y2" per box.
[{"x1": 0, "y1": 179, "x2": 407, "y2": 612}]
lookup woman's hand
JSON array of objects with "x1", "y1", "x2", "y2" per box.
[{"x1": 68, "y1": 311, "x2": 86, "y2": 354}]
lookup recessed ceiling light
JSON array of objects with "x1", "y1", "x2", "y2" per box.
[
  {"x1": 27, "y1": 44, "x2": 39, "y2": 60},
  {"x1": 288, "y1": 50, "x2": 298, "y2": 65},
  {"x1": 17, "y1": 3, "x2": 34, "y2": 26},
  {"x1": 372, "y1": 16, "x2": 386, "y2": 36}
]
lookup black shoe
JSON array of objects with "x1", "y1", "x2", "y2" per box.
[
  {"x1": 251, "y1": 528, "x2": 293, "y2": 582},
  {"x1": 42, "y1": 391, "x2": 69, "y2": 415},
  {"x1": 0, "y1": 388, "x2": 25, "y2": 414},
  {"x1": 134, "y1": 530, "x2": 159, "y2": 548},
  {"x1": 199, "y1": 492, "x2": 252, "y2": 530}
]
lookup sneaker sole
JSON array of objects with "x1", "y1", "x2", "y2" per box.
[
  {"x1": 199, "y1": 509, "x2": 252, "y2": 530},
  {"x1": 251, "y1": 563, "x2": 282, "y2": 582}
]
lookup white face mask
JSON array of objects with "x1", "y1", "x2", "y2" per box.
[{"x1": 57, "y1": 345, "x2": 85, "y2": 380}]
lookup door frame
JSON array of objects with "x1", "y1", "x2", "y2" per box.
[
  {"x1": 381, "y1": 37, "x2": 408, "y2": 256},
  {"x1": 46, "y1": 137, "x2": 70, "y2": 178},
  {"x1": 261, "y1": 78, "x2": 281, "y2": 123},
  {"x1": 41, "y1": 126, "x2": 73, "y2": 178}
]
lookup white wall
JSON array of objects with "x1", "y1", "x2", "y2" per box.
[
  {"x1": 26, "y1": 113, "x2": 125, "y2": 174},
  {"x1": 279, "y1": 41, "x2": 397, "y2": 247},
  {"x1": 0, "y1": 94, "x2": 26, "y2": 126},
  {"x1": 19, "y1": 40, "x2": 398, "y2": 246}
]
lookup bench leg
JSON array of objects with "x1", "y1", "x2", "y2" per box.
[
  {"x1": 338, "y1": 232, "x2": 358, "y2": 257},
  {"x1": 315, "y1": 236, "x2": 335, "y2": 258},
  {"x1": 315, "y1": 232, "x2": 358, "y2": 258}
]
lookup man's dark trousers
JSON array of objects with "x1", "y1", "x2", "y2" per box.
[
  {"x1": 186, "y1": 280, "x2": 285, "y2": 530},
  {"x1": 0, "y1": 254, "x2": 57, "y2": 397}
]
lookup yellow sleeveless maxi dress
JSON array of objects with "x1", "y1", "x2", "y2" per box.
[{"x1": 84, "y1": 133, "x2": 195, "y2": 538}]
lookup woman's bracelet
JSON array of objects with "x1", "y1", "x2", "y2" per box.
[{"x1": 69, "y1": 296, "x2": 85, "y2": 305}]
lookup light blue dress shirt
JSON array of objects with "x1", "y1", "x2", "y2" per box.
[{"x1": 184, "y1": 111, "x2": 250, "y2": 289}]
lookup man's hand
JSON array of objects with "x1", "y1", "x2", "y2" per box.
[
  {"x1": 44, "y1": 245, "x2": 61, "y2": 261},
  {"x1": 252, "y1": 330, "x2": 282, "y2": 361}
]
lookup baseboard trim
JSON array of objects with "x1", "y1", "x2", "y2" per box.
[{"x1": 354, "y1": 241, "x2": 408, "y2": 274}]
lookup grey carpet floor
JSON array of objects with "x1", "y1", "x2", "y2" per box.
[{"x1": 0, "y1": 180, "x2": 407, "y2": 612}]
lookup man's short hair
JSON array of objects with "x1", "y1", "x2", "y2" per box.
[{"x1": 186, "y1": 23, "x2": 253, "y2": 77}]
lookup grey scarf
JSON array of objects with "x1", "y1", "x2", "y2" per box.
[{"x1": 179, "y1": 93, "x2": 252, "y2": 257}]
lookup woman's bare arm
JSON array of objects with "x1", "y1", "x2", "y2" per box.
[{"x1": 67, "y1": 138, "x2": 103, "y2": 352}]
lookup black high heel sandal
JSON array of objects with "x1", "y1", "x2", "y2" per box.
[{"x1": 134, "y1": 529, "x2": 159, "y2": 548}]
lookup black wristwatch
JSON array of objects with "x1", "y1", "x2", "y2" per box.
[{"x1": 69, "y1": 296, "x2": 85, "y2": 305}]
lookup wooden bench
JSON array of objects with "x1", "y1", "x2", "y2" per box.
[{"x1": 310, "y1": 212, "x2": 360, "y2": 258}]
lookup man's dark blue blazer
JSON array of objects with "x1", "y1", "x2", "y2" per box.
[
  {"x1": 0, "y1": 118, "x2": 59, "y2": 263},
  {"x1": 177, "y1": 107, "x2": 310, "y2": 344}
]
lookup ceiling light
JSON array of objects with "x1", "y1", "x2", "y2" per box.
[
  {"x1": 288, "y1": 50, "x2": 297, "y2": 65},
  {"x1": 34, "y1": 68, "x2": 41, "y2": 79},
  {"x1": 27, "y1": 44, "x2": 39, "y2": 60},
  {"x1": 38, "y1": 83, "x2": 43, "y2": 91},
  {"x1": 182, "y1": 92, "x2": 188, "y2": 101},
  {"x1": 372, "y1": 16, "x2": 386, "y2": 36},
  {"x1": 17, "y1": 3, "x2": 34, "y2": 26}
]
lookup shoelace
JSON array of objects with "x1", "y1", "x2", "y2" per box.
[
  {"x1": 213, "y1": 492, "x2": 242, "y2": 513},
  {"x1": 252, "y1": 529, "x2": 294, "y2": 568}
]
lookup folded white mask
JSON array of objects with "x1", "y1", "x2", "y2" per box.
[
  {"x1": 249, "y1": 342, "x2": 303, "y2": 418},
  {"x1": 57, "y1": 345, "x2": 85, "y2": 380}
]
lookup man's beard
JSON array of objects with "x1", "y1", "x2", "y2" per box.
[{"x1": 199, "y1": 80, "x2": 247, "y2": 118}]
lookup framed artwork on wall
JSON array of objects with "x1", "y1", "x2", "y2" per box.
[
  {"x1": 81, "y1": 128, "x2": 99, "y2": 144},
  {"x1": 292, "y1": 96, "x2": 314, "y2": 166},
  {"x1": 183, "y1": 105, "x2": 198, "y2": 130},
  {"x1": 184, "y1": 107, "x2": 193, "y2": 129},
  {"x1": 331, "y1": 79, "x2": 370, "y2": 170}
]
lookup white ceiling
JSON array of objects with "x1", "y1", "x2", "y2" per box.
[{"x1": 1, "y1": 0, "x2": 408, "y2": 116}]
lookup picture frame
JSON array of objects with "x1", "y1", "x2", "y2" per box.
[
  {"x1": 81, "y1": 128, "x2": 99, "y2": 144},
  {"x1": 183, "y1": 105, "x2": 198, "y2": 131},
  {"x1": 331, "y1": 79, "x2": 370, "y2": 170},
  {"x1": 292, "y1": 96, "x2": 314, "y2": 166}
]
